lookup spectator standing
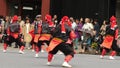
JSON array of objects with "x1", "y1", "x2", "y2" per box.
[
  {"x1": 100, "y1": 20, "x2": 108, "y2": 36},
  {"x1": 52, "y1": 15, "x2": 58, "y2": 27},
  {"x1": 70, "y1": 17, "x2": 77, "y2": 30},
  {"x1": 18, "y1": 16, "x2": 25, "y2": 28},
  {"x1": 2, "y1": 16, "x2": 11, "y2": 43},
  {"x1": 23, "y1": 18, "x2": 33, "y2": 49},
  {"x1": 81, "y1": 18, "x2": 94, "y2": 53},
  {"x1": 0, "y1": 16, "x2": 5, "y2": 34},
  {"x1": 79, "y1": 18, "x2": 84, "y2": 38},
  {"x1": 93, "y1": 19, "x2": 100, "y2": 37},
  {"x1": 74, "y1": 19, "x2": 83, "y2": 49}
]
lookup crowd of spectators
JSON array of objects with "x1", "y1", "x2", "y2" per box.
[{"x1": 0, "y1": 15, "x2": 112, "y2": 54}]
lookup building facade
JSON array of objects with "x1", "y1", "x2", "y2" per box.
[
  {"x1": 0, "y1": 0, "x2": 50, "y2": 21},
  {"x1": 0, "y1": 0, "x2": 119, "y2": 22}
]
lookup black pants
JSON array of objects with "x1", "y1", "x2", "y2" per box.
[
  {"x1": 111, "y1": 40, "x2": 120, "y2": 52},
  {"x1": 49, "y1": 42, "x2": 74, "y2": 57},
  {"x1": 38, "y1": 40, "x2": 50, "y2": 47},
  {"x1": 5, "y1": 36, "x2": 25, "y2": 47}
]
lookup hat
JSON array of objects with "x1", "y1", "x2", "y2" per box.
[
  {"x1": 45, "y1": 14, "x2": 54, "y2": 27},
  {"x1": 36, "y1": 15, "x2": 41, "y2": 18},
  {"x1": 13, "y1": 15, "x2": 18, "y2": 21},
  {"x1": 45, "y1": 14, "x2": 52, "y2": 22},
  {"x1": 61, "y1": 16, "x2": 69, "y2": 33},
  {"x1": 110, "y1": 16, "x2": 117, "y2": 28},
  {"x1": 61, "y1": 16, "x2": 72, "y2": 33},
  {"x1": 61, "y1": 16, "x2": 69, "y2": 22},
  {"x1": 110, "y1": 16, "x2": 116, "y2": 22},
  {"x1": 12, "y1": 15, "x2": 18, "y2": 23},
  {"x1": 61, "y1": 16, "x2": 71, "y2": 27}
]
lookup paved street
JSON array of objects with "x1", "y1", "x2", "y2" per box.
[{"x1": 0, "y1": 47, "x2": 120, "y2": 68}]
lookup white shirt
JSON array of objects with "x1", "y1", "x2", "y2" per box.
[
  {"x1": 82, "y1": 22, "x2": 93, "y2": 31},
  {"x1": 26, "y1": 23, "x2": 30, "y2": 33},
  {"x1": 72, "y1": 22, "x2": 77, "y2": 30}
]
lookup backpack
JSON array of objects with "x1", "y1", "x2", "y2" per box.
[{"x1": 9, "y1": 23, "x2": 20, "y2": 33}]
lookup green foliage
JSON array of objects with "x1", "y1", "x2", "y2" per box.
[{"x1": 91, "y1": 42, "x2": 98, "y2": 49}]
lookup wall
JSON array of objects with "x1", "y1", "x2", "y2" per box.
[
  {"x1": 50, "y1": 0, "x2": 109, "y2": 21},
  {"x1": 41, "y1": 0, "x2": 50, "y2": 21},
  {"x1": 0, "y1": 0, "x2": 8, "y2": 16},
  {"x1": 116, "y1": 0, "x2": 120, "y2": 30},
  {"x1": 116, "y1": 0, "x2": 120, "y2": 18}
]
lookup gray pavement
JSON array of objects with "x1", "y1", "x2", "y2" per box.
[{"x1": 0, "y1": 47, "x2": 120, "y2": 68}]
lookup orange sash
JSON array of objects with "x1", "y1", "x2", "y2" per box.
[
  {"x1": 34, "y1": 34, "x2": 40, "y2": 43},
  {"x1": 46, "y1": 38, "x2": 63, "y2": 52},
  {"x1": 39, "y1": 34, "x2": 51, "y2": 41},
  {"x1": 101, "y1": 35, "x2": 114, "y2": 49}
]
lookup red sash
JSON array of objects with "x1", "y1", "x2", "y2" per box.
[{"x1": 101, "y1": 35, "x2": 114, "y2": 49}]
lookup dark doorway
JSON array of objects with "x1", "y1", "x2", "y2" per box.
[
  {"x1": 8, "y1": 0, "x2": 42, "y2": 19},
  {"x1": 50, "y1": 0, "x2": 117, "y2": 24},
  {"x1": 50, "y1": 0, "x2": 100, "y2": 19},
  {"x1": 116, "y1": 0, "x2": 120, "y2": 18},
  {"x1": 21, "y1": 0, "x2": 42, "y2": 19},
  {"x1": 50, "y1": 0, "x2": 63, "y2": 21},
  {"x1": 109, "y1": 0, "x2": 117, "y2": 17}
]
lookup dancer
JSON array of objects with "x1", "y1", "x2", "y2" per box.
[
  {"x1": 46, "y1": 16, "x2": 76, "y2": 68},
  {"x1": 35, "y1": 14, "x2": 54, "y2": 57},
  {"x1": 29, "y1": 15, "x2": 42, "y2": 52},
  {"x1": 100, "y1": 16, "x2": 119, "y2": 59},
  {"x1": 3, "y1": 15, "x2": 25, "y2": 54}
]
